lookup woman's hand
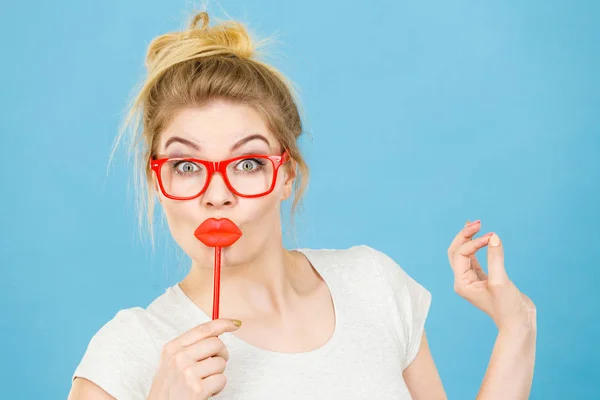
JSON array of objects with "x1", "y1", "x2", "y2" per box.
[
  {"x1": 447, "y1": 220, "x2": 536, "y2": 334},
  {"x1": 147, "y1": 318, "x2": 242, "y2": 400}
]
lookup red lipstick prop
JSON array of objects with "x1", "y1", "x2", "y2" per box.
[{"x1": 194, "y1": 218, "x2": 242, "y2": 319}]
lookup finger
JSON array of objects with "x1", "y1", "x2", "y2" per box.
[
  {"x1": 184, "y1": 336, "x2": 230, "y2": 362},
  {"x1": 465, "y1": 220, "x2": 476, "y2": 238},
  {"x1": 450, "y1": 233, "x2": 494, "y2": 277},
  {"x1": 448, "y1": 220, "x2": 482, "y2": 258},
  {"x1": 464, "y1": 220, "x2": 487, "y2": 280},
  {"x1": 184, "y1": 356, "x2": 227, "y2": 379},
  {"x1": 200, "y1": 373, "x2": 227, "y2": 397},
  {"x1": 487, "y1": 233, "x2": 509, "y2": 285},
  {"x1": 175, "y1": 319, "x2": 241, "y2": 348},
  {"x1": 470, "y1": 254, "x2": 488, "y2": 281}
]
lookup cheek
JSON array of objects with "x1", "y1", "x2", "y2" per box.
[
  {"x1": 222, "y1": 196, "x2": 282, "y2": 265},
  {"x1": 161, "y1": 201, "x2": 201, "y2": 241},
  {"x1": 246, "y1": 195, "x2": 281, "y2": 220}
]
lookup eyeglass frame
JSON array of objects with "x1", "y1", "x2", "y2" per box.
[{"x1": 149, "y1": 151, "x2": 290, "y2": 200}]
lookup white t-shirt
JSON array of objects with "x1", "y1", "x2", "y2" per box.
[{"x1": 72, "y1": 245, "x2": 431, "y2": 399}]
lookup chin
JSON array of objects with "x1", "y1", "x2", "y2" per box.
[
  {"x1": 185, "y1": 237, "x2": 261, "y2": 268},
  {"x1": 220, "y1": 240, "x2": 261, "y2": 266}
]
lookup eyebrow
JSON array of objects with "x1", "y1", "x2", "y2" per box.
[
  {"x1": 164, "y1": 134, "x2": 272, "y2": 152},
  {"x1": 164, "y1": 137, "x2": 200, "y2": 151}
]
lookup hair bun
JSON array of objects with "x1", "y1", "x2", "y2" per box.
[
  {"x1": 145, "y1": 11, "x2": 256, "y2": 73},
  {"x1": 185, "y1": 11, "x2": 255, "y2": 59},
  {"x1": 189, "y1": 11, "x2": 210, "y2": 30}
]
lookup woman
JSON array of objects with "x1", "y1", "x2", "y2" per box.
[{"x1": 68, "y1": 11, "x2": 536, "y2": 400}]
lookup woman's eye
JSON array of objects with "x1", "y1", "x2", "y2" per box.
[
  {"x1": 174, "y1": 161, "x2": 200, "y2": 173},
  {"x1": 236, "y1": 159, "x2": 259, "y2": 172}
]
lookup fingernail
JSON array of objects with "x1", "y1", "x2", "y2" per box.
[
  {"x1": 489, "y1": 234, "x2": 501, "y2": 247},
  {"x1": 232, "y1": 319, "x2": 243, "y2": 327},
  {"x1": 466, "y1": 219, "x2": 481, "y2": 227}
]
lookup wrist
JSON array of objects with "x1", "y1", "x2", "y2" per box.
[
  {"x1": 498, "y1": 324, "x2": 537, "y2": 347},
  {"x1": 496, "y1": 312, "x2": 537, "y2": 338}
]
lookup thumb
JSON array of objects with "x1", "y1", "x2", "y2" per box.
[{"x1": 487, "y1": 233, "x2": 509, "y2": 286}]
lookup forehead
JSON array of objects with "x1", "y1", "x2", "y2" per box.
[{"x1": 159, "y1": 100, "x2": 276, "y2": 151}]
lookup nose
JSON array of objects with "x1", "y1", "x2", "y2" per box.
[{"x1": 202, "y1": 171, "x2": 235, "y2": 209}]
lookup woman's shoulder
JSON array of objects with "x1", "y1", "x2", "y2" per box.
[
  {"x1": 304, "y1": 244, "x2": 431, "y2": 303},
  {"x1": 75, "y1": 285, "x2": 191, "y2": 355},
  {"x1": 86, "y1": 306, "x2": 159, "y2": 349},
  {"x1": 298, "y1": 244, "x2": 381, "y2": 269},
  {"x1": 299, "y1": 244, "x2": 430, "y2": 303},
  {"x1": 72, "y1": 307, "x2": 158, "y2": 398},
  {"x1": 72, "y1": 287, "x2": 185, "y2": 399},
  {"x1": 299, "y1": 244, "x2": 417, "y2": 281}
]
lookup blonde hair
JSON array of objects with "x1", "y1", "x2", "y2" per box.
[{"x1": 110, "y1": 11, "x2": 309, "y2": 247}]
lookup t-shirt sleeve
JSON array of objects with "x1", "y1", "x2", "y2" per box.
[
  {"x1": 72, "y1": 308, "x2": 159, "y2": 399},
  {"x1": 367, "y1": 245, "x2": 432, "y2": 370}
]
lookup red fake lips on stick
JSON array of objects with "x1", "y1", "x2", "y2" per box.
[{"x1": 194, "y1": 218, "x2": 242, "y2": 320}]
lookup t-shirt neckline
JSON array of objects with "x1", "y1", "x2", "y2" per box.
[{"x1": 169, "y1": 248, "x2": 342, "y2": 359}]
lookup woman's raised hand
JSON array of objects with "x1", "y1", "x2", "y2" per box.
[{"x1": 447, "y1": 220, "x2": 536, "y2": 334}]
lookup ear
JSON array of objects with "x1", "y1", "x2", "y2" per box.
[{"x1": 281, "y1": 158, "x2": 297, "y2": 201}]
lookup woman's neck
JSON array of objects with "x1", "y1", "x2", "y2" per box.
[{"x1": 180, "y1": 243, "x2": 313, "y2": 320}]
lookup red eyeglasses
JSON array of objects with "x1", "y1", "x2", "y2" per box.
[{"x1": 150, "y1": 152, "x2": 289, "y2": 200}]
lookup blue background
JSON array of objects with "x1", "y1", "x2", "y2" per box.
[{"x1": 2, "y1": 0, "x2": 598, "y2": 398}]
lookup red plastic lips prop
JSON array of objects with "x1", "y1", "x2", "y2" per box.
[
  {"x1": 193, "y1": 218, "x2": 242, "y2": 320},
  {"x1": 194, "y1": 218, "x2": 242, "y2": 247}
]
